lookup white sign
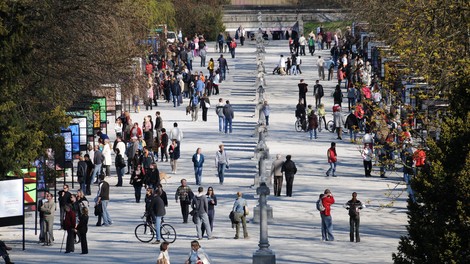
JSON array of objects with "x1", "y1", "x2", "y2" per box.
[{"x1": 0, "y1": 179, "x2": 23, "y2": 218}]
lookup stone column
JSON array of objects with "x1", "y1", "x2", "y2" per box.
[{"x1": 253, "y1": 182, "x2": 276, "y2": 264}]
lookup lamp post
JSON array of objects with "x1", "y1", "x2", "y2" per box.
[{"x1": 253, "y1": 11, "x2": 276, "y2": 264}]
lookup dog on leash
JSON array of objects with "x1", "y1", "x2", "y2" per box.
[{"x1": 159, "y1": 172, "x2": 171, "y2": 185}]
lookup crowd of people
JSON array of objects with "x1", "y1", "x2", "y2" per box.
[{"x1": 1, "y1": 23, "x2": 428, "y2": 263}]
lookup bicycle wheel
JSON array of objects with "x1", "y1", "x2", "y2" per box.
[
  {"x1": 160, "y1": 224, "x2": 177, "y2": 243},
  {"x1": 135, "y1": 223, "x2": 155, "y2": 243},
  {"x1": 295, "y1": 120, "x2": 302, "y2": 132},
  {"x1": 327, "y1": 121, "x2": 335, "y2": 133}
]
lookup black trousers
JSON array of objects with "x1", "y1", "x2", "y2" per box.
[
  {"x1": 363, "y1": 160, "x2": 372, "y2": 176},
  {"x1": 78, "y1": 231, "x2": 88, "y2": 253},
  {"x1": 180, "y1": 201, "x2": 190, "y2": 223},
  {"x1": 350, "y1": 217, "x2": 360, "y2": 242},
  {"x1": 65, "y1": 229, "x2": 75, "y2": 252},
  {"x1": 285, "y1": 175, "x2": 294, "y2": 197},
  {"x1": 274, "y1": 176, "x2": 283, "y2": 196}
]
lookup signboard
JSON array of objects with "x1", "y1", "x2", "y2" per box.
[
  {"x1": 0, "y1": 179, "x2": 24, "y2": 227},
  {"x1": 61, "y1": 130, "x2": 73, "y2": 162},
  {"x1": 71, "y1": 116, "x2": 88, "y2": 151},
  {"x1": 69, "y1": 123, "x2": 80, "y2": 154}
]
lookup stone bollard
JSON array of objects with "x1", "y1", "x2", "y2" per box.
[{"x1": 252, "y1": 182, "x2": 276, "y2": 264}]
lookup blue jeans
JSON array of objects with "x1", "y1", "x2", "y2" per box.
[
  {"x1": 321, "y1": 214, "x2": 334, "y2": 241},
  {"x1": 349, "y1": 130, "x2": 357, "y2": 141},
  {"x1": 172, "y1": 95, "x2": 179, "y2": 107},
  {"x1": 80, "y1": 182, "x2": 86, "y2": 193},
  {"x1": 221, "y1": 68, "x2": 226, "y2": 81},
  {"x1": 309, "y1": 128, "x2": 317, "y2": 139},
  {"x1": 218, "y1": 116, "x2": 225, "y2": 132},
  {"x1": 196, "y1": 213, "x2": 212, "y2": 239},
  {"x1": 91, "y1": 163, "x2": 102, "y2": 184},
  {"x1": 116, "y1": 167, "x2": 124, "y2": 186},
  {"x1": 217, "y1": 163, "x2": 226, "y2": 184},
  {"x1": 404, "y1": 173, "x2": 415, "y2": 202},
  {"x1": 326, "y1": 162, "x2": 336, "y2": 176},
  {"x1": 154, "y1": 216, "x2": 162, "y2": 241},
  {"x1": 101, "y1": 200, "x2": 112, "y2": 225},
  {"x1": 225, "y1": 118, "x2": 232, "y2": 133},
  {"x1": 194, "y1": 166, "x2": 203, "y2": 185},
  {"x1": 291, "y1": 65, "x2": 297, "y2": 75}
]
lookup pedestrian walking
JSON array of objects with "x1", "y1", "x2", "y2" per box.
[
  {"x1": 281, "y1": 155, "x2": 297, "y2": 197},
  {"x1": 317, "y1": 56, "x2": 325, "y2": 80},
  {"x1": 215, "y1": 144, "x2": 229, "y2": 184},
  {"x1": 175, "y1": 179, "x2": 194, "y2": 224},
  {"x1": 326, "y1": 142, "x2": 337, "y2": 177},
  {"x1": 232, "y1": 192, "x2": 249, "y2": 239},
  {"x1": 313, "y1": 80, "x2": 324, "y2": 109},
  {"x1": 261, "y1": 100, "x2": 270, "y2": 126},
  {"x1": 191, "y1": 148, "x2": 205, "y2": 185},
  {"x1": 215, "y1": 98, "x2": 225, "y2": 132},
  {"x1": 223, "y1": 100, "x2": 234, "y2": 134},
  {"x1": 362, "y1": 145, "x2": 373, "y2": 177},
  {"x1": 308, "y1": 110, "x2": 319, "y2": 140},
  {"x1": 270, "y1": 154, "x2": 284, "y2": 196},
  {"x1": 344, "y1": 192, "x2": 364, "y2": 242},
  {"x1": 202, "y1": 187, "x2": 217, "y2": 237},
  {"x1": 191, "y1": 187, "x2": 214, "y2": 240},
  {"x1": 0, "y1": 240, "x2": 14, "y2": 264},
  {"x1": 130, "y1": 164, "x2": 144, "y2": 203},
  {"x1": 184, "y1": 240, "x2": 212, "y2": 264},
  {"x1": 169, "y1": 139, "x2": 180, "y2": 174},
  {"x1": 320, "y1": 189, "x2": 335, "y2": 241},
  {"x1": 157, "y1": 242, "x2": 171, "y2": 264},
  {"x1": 96, "y1": 175, "x2": 112, "y2": 226},
  {"x1": 298, "y1": 79, "x2": 308, "y2": 108}
]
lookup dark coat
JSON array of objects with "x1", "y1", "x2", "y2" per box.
[
  {"x1": 308, "y1": 113, "x2": 319, "y2": 130},
  {"x1": 150, "y1": 195, "x2": 166, "y2": 218},
  {"x1": 76, "y1": 214, "x2": 88, "y2": 234},
  {"x1": 281, "y1": 160, "x2": 297, "y2": 177}
]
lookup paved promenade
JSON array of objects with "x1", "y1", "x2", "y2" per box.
[{"x1": 1, "y1": 40, "x2": 408, "y2": 263}]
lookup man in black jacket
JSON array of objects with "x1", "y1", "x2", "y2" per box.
[
  {"x1": 150, "y1": 190, "x2": 166, "y2": 243},
  {"x1": 58, "y1": 185, "x2": 71, "y2": 229},
  {"x1": 281, "y1": 155, "x2": 298, "y2": 197}
]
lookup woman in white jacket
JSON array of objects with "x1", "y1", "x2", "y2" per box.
[{"x1": 102, "y1": 140, "x2": 112, "y2": 176}]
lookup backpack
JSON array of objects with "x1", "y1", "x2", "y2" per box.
[
  {"x1": 230, "y1": 41, "x2": 237, "y2": 49},
  {"x1": 316, "y1": 198, "x2": 325, "y2": 212}
]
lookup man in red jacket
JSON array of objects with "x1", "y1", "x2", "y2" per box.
[
  {"x1": 64, "y1": 205, "x2": 76, "y2": 253},
  {"x1": 321, "y1": 189, "x2": 335, "y2": 241}
]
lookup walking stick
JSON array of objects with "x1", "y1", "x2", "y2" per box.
[{"x1": 59, "y1": 230, "x2": 66, "y2": 253}]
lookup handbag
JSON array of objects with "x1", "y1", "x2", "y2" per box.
[
  {"x1": 205, "y1": 101, "x2": 211, "y2": 108},
  {"x1": 94, "y1": 204, "x2": 102, "y2": 216},
  {"x1": 244, "y1": 206, "x2": 249, "y2": 216}
]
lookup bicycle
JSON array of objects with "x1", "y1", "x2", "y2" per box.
[
  {"x1": 135, "y1": 213, "x2": 177, "y2": 243},
  {"x1": 295, "y1": 117, "x2": 308, "y2": 132}
]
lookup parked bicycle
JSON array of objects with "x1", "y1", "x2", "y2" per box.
[{"x1": 134, "y1": 213, "x2": 177, "y2": 243}]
